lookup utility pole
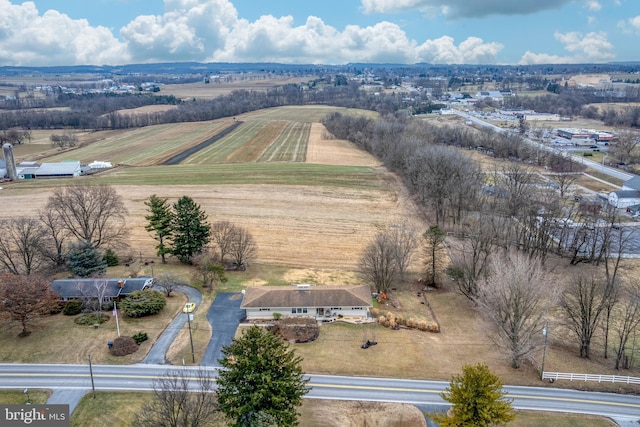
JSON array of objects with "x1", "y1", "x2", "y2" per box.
[
  {"x1": 187, "y1": 312, "x2": 195, "y2": 363},
  {"x1": 88, "y1": 354, "x2": 96, "y2": 398},
  {"x1": 541, "y1": 321, "x2": 548, "y2": 380}
]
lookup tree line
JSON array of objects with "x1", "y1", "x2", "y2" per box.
[{"x1": 331, "y1": 110, "x2": 640, "y2": 370}]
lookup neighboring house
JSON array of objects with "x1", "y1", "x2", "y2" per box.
[
  {"x1": 622, "y1": 176, "x2": 640, "y2": 191},
  {"x1": 51, "y1": 277, "x2": 155, "y2": 302},
  {"x1": 241, "y1": 284, "x2": 373, "y2": 321},
  {"x1": 608, "y1": 190, "x2": 640, "y2": 208}
]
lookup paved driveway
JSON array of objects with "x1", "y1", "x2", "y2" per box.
[
  {"x1": 201, "y1": 292, "x2": 245, "y2": 366},
  {"x1": 141, "y1": 285, "x2": 202, "y2": 364}
]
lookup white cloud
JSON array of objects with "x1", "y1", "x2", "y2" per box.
[
  {"x1": 630, "y1": 16, "x2": 640, "y2": 32},
  {"x1": 361, "y1": 0, "x2": 573, "y2": 18},
  {"x1": 0, "y1": 0, "x2": 128, "y2": 66},
  {"x1": 586, "y1": 1, "x2": 601, "y2": 12},
  {"x1": 0, "y1": 0, "x2": 506, "y2": 66},
  {"x1": 518, "y1": 31, "x2": 614, "y2": 64}
]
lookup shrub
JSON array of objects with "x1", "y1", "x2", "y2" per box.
[
  {"x1": 119, "y1": 290, "x2": 166, "y2": 318},
  {"x1": 132, "y1": 332, "x2": 148, "y2": 344},
  {"x1": 103, "y1": 248, "x2": 119, "y2": 267},
  {"x1": 63, "y1": 300, "x2": 83, "y2": 316},
  {"x1": 110, "y1": 336, "x2": 139, "y2": 356},
  {"x1": 406, "y1": 318, "x2": 416, "y2": 328},
  {"x1": 378, "y1": 315, "x2": 385, "y2": 325},
  {"x1": 49, "y1": 302, "x2": 64, "y2": 315},
  {"x1": 395, "y1": 314, "x2": 404, "y2": 325},
  {"x1": 370, "y1": 307, "x2": 380, "y2": 317},
  {"x1": 417, "y1": 320, "x2": 428, "y2": 331},
  {"x1": 273, "y1": 312, "x2": 282, "y2": 320},
  {"x1": 74, "y1": 313, "x2": 109, "y2": 326}
]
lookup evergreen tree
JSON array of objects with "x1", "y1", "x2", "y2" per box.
[
  {"x1": 144, "y1": 195, "x2": 174, "y2": 263},
  {"x1": 217, "y1": 326, "x2": 309, "y2": 427},
  {"x1": 171, "y1": 196, "x2": 210, "y2": 264},
  {"x1": 66, "y1": 240, "x2": 107, "y2": 277},
  {"x1": 431, "y1": 363, "x2": 515, "y2": 427}
]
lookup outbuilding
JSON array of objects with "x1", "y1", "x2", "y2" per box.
[
  {"x1": 608, "y1": 190, "x2": 640, "y2": 208},
  {"x1": 51, "y1": 277, "x2": 155, "y2": 302}
]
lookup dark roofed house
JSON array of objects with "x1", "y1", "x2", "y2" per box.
[
  {"x1": 622, "y1": 176, "x2": 640, "y2": 192},
  {"x1": 241, "y1": 284, "x2": 372, "y2": 321},
  {"x1": 51, "y1": 277, "x2": 155, "y2": 302},
  {"x1": 608, "y1": 190, "x2": 640, "y2": 209}
]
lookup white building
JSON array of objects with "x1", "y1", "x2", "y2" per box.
[{"x1": 241, "y1": 284, "x2": 372, "y2": 321}]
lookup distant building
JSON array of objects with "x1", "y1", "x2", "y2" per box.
[
  {"x1": 51, "y1": 277, "x2": 155, "y2": 302},
  {"x1": 15, "y1": 161, "x2": 81, "y2": 179},
  {"x1": 608, "y1": 190, "x2": 640, "y2": 208}
]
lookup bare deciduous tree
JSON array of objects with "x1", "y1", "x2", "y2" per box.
[
  {"x1": 423, "y1": 225, "x2": 447, "y2": 288},
  {"x1": 76, "y1": 278, "x2": 109, "y2": 318},
  {"x1": 611, "y1": 284, "x2": 640, "y2": 369},
  {"x1": 561, "y1": 274, "x2": 608, "y2": 359},
  {"x1": 448, "y1": 214, "x2": 498, "y2": 300},
  {"x1": 136, "y1": 368, "x2": 220, "y2": 427},
  {"x1": 155, "y1": 273, "x2": 185, "y2": 297},
  {"x1": 359, "y1": 232, "x2": 397, "y2": 294},
  {"x1": 475, "y1": 252, "x2": 559, "y2": 369},
  {"x1": 228, "y1": 227, "x2": 256, "y2": 270},
  {"x1": 0, "y1": 273, "x2": 57, "y2": 336},
  {"x1": 45, "y1": 184, "x2": 128, "y2": 249},
  {"x1": 210, "y1": 220, "x2": 237, "y2": 264},
  {"x1": 39, "y1": 209, "x2": 70, "y2": 268},
  {"x1": 192, "y1": 250, "x2": 226, "y2": 292},
  {"x1": 0, "y1": 218, "x2": 48, "y2": 275},
  {"x1": 387, "y1": 222, "x2": 419, "y2": 283}
]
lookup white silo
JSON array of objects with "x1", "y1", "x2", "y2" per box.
[{"x1": 2, "y1": 143, "x2": 17, "y2": 180}]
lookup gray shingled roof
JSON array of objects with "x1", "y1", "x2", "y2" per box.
[
  {"x1": 51, "y1": 277, "x2": 154, "y2": 299},
  {"x1": 623, "y1": 176, "x2": 640, "y2": 191},
  {"x1": 241, "y1": 285, "x2": 372, "y2": 309},
  {"x1": 611, "y1": 190, "x2": 640, "y2": 199}
]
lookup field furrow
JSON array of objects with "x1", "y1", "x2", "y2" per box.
[{"x1": 225, "y1": 121, "x2": 287, "y2": 163}]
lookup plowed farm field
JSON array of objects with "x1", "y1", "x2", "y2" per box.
[{"x1": 0, "y1": 106, "x2": 424, "y2": 271}]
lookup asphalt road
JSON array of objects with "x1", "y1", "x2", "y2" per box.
[{"x1": 1, "y1": 364, "x2": 638, "y2": 422}]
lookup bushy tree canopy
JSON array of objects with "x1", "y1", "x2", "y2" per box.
[
  {"x1": 431, "y1": 363, "x2": 515, "y2": 427},
  {"x1": 217, "y1": 325, "x2": 309, "y2": 427},
  {"x1": 66, "y1": 240, "x2": 107, "y2": 278},
  {"x1": 119, "y1": 290, "x2": 166, "y2": 318}
]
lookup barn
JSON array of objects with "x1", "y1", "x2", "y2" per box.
[{"x1": 608, "y1": 190, "x2": 640, "y2": 208}]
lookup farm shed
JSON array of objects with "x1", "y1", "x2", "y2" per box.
[
  {"x1": 241, "y1": 284, "x2": 373, "y2": 321},
  {"x1": 51, "y1": 277, "x2": 155, "y2": 302},
  {"x1": 608, "y1": 190, "x2": 640, "y2": 209},
  {"x1": 35, "y1": 161, "x2": 81, "y2": 178}
]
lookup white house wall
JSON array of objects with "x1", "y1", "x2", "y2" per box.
[{"x1": 245, "y1": 306, "x2": 369, "y2": 320}]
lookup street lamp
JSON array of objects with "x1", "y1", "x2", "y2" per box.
[
  {"x1": 541, "y1": 321, "x2": 548, "y2": 380},
  {"x1": 24, "y1": 388, "x2": 31, "y2": 405}
]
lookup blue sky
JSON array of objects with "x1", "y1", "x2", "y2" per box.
[{"x1": 0, "y1": 0, "x2": 639, "y2": 66}]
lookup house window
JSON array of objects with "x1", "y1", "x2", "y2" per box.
[
  {"x1": 351, "y1": 307, "x2": 362, "y2": 310},
  {"x1": 291, "y1": 308, "x2": 308, "y2": 314},
  {"x1": 331, "y1": 307, "x2": 341, "y2": 311},
  {"x1": 259, "y1": 308, "x2": 271, "y2": 311}
]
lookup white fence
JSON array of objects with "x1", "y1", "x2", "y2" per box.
[{"x1": 542, "y1": 371, "x2": 640, "y2": 385}]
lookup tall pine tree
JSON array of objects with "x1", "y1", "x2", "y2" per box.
[
  {"x1": 144, "y1": 195, "x2": 174, "y2": 263},
  {"x1": 171, "y1": 196, "x2": 210, "y2": 264},
  {"x1": 217, "y1": 326, "x2": 309, "y2": 427}
]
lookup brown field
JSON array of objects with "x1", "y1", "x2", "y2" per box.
[
  {"x1": 306, "y1": 123, "x2": 381, "y2": 166},
  {"x1": 161, "y1": 76, "x2": 314, "y2": 100},
  {"x1": 114, "y1": 104, "x2": 178, "y2": 115}
]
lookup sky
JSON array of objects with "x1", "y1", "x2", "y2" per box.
[{"x1": 0, "y1": 0, "x2": 639, "y2": 67}]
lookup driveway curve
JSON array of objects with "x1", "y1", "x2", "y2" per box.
[
  {"x1": 141, "y1": 285, "x2": 202, "y2": 364},
  {"x1": 201, "y1": 292, "x2": 245, "y2": 366}
]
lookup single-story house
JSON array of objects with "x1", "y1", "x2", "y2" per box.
[
  {"x1": 51, "y1": 277, "x2": 155, "y2": 302},
  {"x1": 608, "y1": 190, "x2": 640, "y2": 209},
  {"x1": 241, "y1": 284, "x2": 373, "y2": 321}
]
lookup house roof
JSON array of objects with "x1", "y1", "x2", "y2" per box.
[
  {"x1": 51, "y1": 277, "x2": 154, "y2": 299},
  {"x1": 610, "y1": 190, "x2": 640, "y2": 199},
  {"x1": 623, "y1": 176, "x2": 640, "y2": 191},
  {"x1": 36, "y1": 161, "x2": 80, "y2": 176},
  {"x1": 241, "y1": 285, "x2": 372, "y2": 309}
]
